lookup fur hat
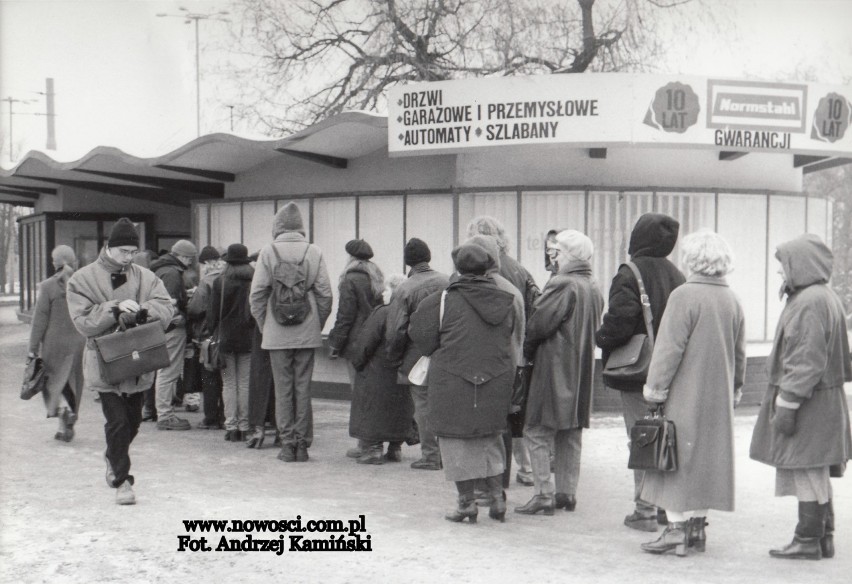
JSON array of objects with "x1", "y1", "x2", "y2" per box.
[
  {"x1": 171, "y1": 240, "x2": 198, "y2": 258},
  {"x1": 452, "y1": 243, "x2": 490, "y2": 276},
  {"x1": 404, "y1": 238, "x2": 431, "y2": 267},
  {"x1": 273, "y1": 202, "x2": 305, "y2": 237},
  {"x1": 198, "y1": 245, "x2": 220, "y2": 264},
  {"x1": 345, "y1": 239, "x2": 374, "y2": 261},
  {"x1": 222, "y1": 243, "x2": 250, "y2": 264},
  {"x1": 107, "y1": 218, "x2": 140, "y2": 248}
]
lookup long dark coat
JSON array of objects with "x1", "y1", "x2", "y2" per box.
[
  {"x1": 28, "y1": 269, "x2": 85, "y2": 416},
  {"x1": 640, "y1": 275, "x2": 746, "y2": 512},
  {"x1": 750, "y1": 235, "x2": 852, "y2": 470},
  {"x1": 348, "y1": 305, "x2": 413, "y2": 442},
  {"x1": 209, "y1": 264, "x2": 256, "y2": 354},
  {"x1": 328, "y1": 265, "x2": 381, "y2": 362},
  {"x1": 524, "y1": 260, "x2": 604, "y2": 430}
]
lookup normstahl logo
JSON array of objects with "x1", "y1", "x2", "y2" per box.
[{"x1": 707, "y1": 80, "x2": 807, "y2": 133}]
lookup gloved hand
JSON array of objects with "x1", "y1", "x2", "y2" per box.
[
  {"x1": 118, "y1": 312, "x2": 138, "y2": 329},
  {"x1": 772, "y1": 406, "x2": 797, "y2": 437}
]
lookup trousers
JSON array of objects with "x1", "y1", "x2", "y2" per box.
[
  {"x1": 269, "y1": 348, "x2": 315, "y2": 448},
  {"x1": 524, "y1": 425, "x2": 583, "y2": 496},
  {"x1": 100, "y1": 391, "x2": 144, "y2": 488}
]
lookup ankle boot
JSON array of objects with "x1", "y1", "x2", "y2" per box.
[
  {"x1": 514, "y1": 494, "x2": 555, "y2": 516},
  {"x1": 641, "y1": 521, "x2": 690, "y2": 556},
  {"x1": 246, "y1": 427, "x2": 265, "y2": 449},
  {"x1": 769, "y1": 535, "x2": 822, "y2": 560},
  {"x1": 770, "y1": 501, "x2": 825, "y2": 560},
  {"x1": 445, "y1": 481, "x2": 478, "y2": 524},
  {"x1": 555, "y1": 493, "x2": 577, "y2": 511},
  {"x1": 820, "y1": 501, "x2": 834, "y2": 559},
  {"x1": 383, "y1": 443, "x2": 402, "y2": 462},
  {"x1": 689, "y1": 517, "x2": 707, "y2": 552},
  {"x1": 486, "y1": 475, "x2": 506, "y2": 522},
  {"x1": 55, "y1": 409, "x2": 69, "y2": 441}
]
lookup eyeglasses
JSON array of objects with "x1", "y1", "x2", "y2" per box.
[
  {"x1": 546, "y1": 247, "x2": 559, "y2": 256},
  {"x1": 111, "y1": 247, "x2": 138, "y2": 257}
]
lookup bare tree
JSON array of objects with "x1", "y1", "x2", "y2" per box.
[
  {"x1": 225, "y1": 0, "x2": 712, "y2": 134},
  {"x1": 0, "y1": 204, "x2": 21, "y2": 294}
]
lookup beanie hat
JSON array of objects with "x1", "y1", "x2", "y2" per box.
[
  {"x1": 222, "y1": 243, "x2": 251, "y2": 264},
  {"x1": 273, "y1": 202, "x2": 305, "y2": 237},
  {"x1": 452, "y1": 243, "x2": 490, "y2": 276},
  {"x1": 404, "y1": 238, "x2": 431, "y2": 267},
  {"x1": 198, "y1": 245, "x2": 220, "y2": 264},
  {"x1": 465, "y1": 235, "x2": 499, "y2": 271},
  {"x1": 345, "y1": 239, "x2": 374, "y2": 261},
  {"x1": 107, "y1": 218, "x2": 140, "y2": 248},
  {"x1": 556, "y1": 230, "x2": 593, "y2": 262},
  {"x1": 171, "y1": 239, "x2": 198, "y2": 258}
]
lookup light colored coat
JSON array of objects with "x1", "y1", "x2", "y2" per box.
[
  {"x1": 641, "y1": 275, "x2": 746, "y2": 512},
  {"x1": 28, "y1": 269, "x2": 85, "y2": 415},
  {"x1": 66, "y1": 248, "x2": 174, "y2": 394},
  {"x1": 249, "y1": 232, "x2": 332, "y2": 350}
]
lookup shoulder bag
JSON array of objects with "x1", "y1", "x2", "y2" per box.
[
  {"x1": 602, "y1": 261, "x2": 655, "y2": 386},
  {"x1": 407, "y1": 291, "x2": 446, "y2": 386},
  {"x1": 628, "y1": 406, "x2": 678, "y2": 472}
]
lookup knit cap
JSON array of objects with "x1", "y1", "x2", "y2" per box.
[
  {"x1": 171, "y1": 240, "x2": 198, "y2": 257},
  {"x1": 198, "y1": 245, "x2": 220, "y2": 264},
  {"x1": 107, "y1": 218, "x2": 140, "y2": 248},
  {"x1": 404, "y1": 238, "x2": 431, "y2": 267}
]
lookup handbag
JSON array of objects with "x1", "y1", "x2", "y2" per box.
[
  {"x1": 407, "y1": 291, "x2": 447, "y2": 386},
  {"x1": 508, "y1": 364, "x2": 532, "y2": 438},
  {"x1": 202, "y1": 276, "x2": 227, "y2": 372},
  {"x1": 602, "y1": 262, "x2": 655, "y2": 386},
  {"x1": 21, "y1": 357, "x2": 48, "y2": 400},
  {"x1": 628, "y1": 407, "x2": 678, "y2": 472},
  {"x1": 94, "y1": 320, "x2": 170, "y2": 385}
]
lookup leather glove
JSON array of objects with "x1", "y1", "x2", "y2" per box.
[
  {"x1": 118, "y1": 312, "x2": 138, "y2": 329},
  {"x1": 772, "y1": 406, "x2": 797, "y2": 437}
]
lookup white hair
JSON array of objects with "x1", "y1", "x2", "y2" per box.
[
  {"x1": 466, "y1": 216, "x2": 509, "y2": 252},
  {"x1": 681, "y1": 230, "x2": 734, "y2": 277}
]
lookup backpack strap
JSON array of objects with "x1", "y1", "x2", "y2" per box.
[
  {"x1": 625, "y1": 261, "x2": 655, "y2": 345},
  {"x1": 270, "y1": 242, "x2": 310, "y2": 264}
]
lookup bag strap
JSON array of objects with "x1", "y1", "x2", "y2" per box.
[
  {"x1": 625, "y1": 261, "x2": 655, "y2": 345},
  {"x1": 438, "y1": 290, "x2": 447, "y2": 328}
]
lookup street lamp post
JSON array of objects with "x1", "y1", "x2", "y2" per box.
[{"x1": 156, "y1": 7, "x2": 229, "y2": 137}]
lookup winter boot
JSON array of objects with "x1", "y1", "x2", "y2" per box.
[
  {"x1": 356, "y1": 443, "x2": 384, "y2": 465},
  {"x1": 383, "y1": 442, "x2": 402, "y2": 462},
  {"x1": 688, "y1": 516, "x2": 707, "y2": 552},
  {"x1": 770, "y1": 501, "x2": 825, "y2": 560},
  {"x1": 445, "y1": 480, "x2": 478, "y2": 524},
  {"x1": 486, "y1": 475, "x2": 506, "y2": 522},
  {"x1": 555, "y1": 493, "x2": 577, "y2": 511},
  {"x1": 641, "y1": 521, "x2": 690, "y2": 556}
]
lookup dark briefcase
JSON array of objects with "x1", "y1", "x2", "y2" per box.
[
  {"x1": 628, "y1": 411, "x2": 678, "y2": 472},
  {"x1": 94, "y1": 321, "x2": 170, "y2": 385}
]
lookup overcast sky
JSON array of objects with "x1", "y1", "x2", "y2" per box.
[{"x1": 1, "y1": 0, "x2": 850, "y2": 169}]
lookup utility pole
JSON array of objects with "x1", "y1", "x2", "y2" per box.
[{"x1": 1, "y1": 96, "x2": 34, "y2": 162}]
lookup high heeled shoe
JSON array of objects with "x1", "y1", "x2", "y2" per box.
[
  {"x1": 445, "y1": 494, "x2": 478, "y2": 524},
  {"x1": 489, "y1": 490, "x2": 507, "y2": 522},
  {"x1": 245, "y1": 427, "x2": 265, "y2": 449},
  {"x1": 688, "y1": 517, "x2": 707, "y2": 552},
  {"x1": 640, "y1": 521, "x2": 690, "y2": 556},
  {"x1": 514, "y1": 494, "x2": 555, "y2": 516}
]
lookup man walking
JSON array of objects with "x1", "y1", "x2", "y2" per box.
[{"x1": 250, "y1": 202, "x2": 332, "y2": 462}]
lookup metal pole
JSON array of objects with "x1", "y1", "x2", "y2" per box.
[
  {"x1": 195, "y1": 17, "x2": 201, "y2": 137},
  {"x1": 8, "y1": 100, "x2": 13, "y2": 161}
]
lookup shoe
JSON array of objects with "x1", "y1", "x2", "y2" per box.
[
  {"x1": 116, "y1": 482, "x2": 136, "y2": 505},
  {"x1": 295, "y1": 443, "x2": 309, "y2": 462},
  {"x1": 346, "y1": 447, "x2": 364, "y2": 459},
  {"x1": 474, "y1": 489, "x2": 491, "y2": 507},
  {"x1": 224, "y1": 430, "x2": 234, "y2": 441},
  {"x1": 624, "y1": 510, "x2": 659, "y2": 532},
  {"x1": 197, "y1": 419, "x2": 221, "y2": 430},
  {"x1": 184, "y1": 404, "x2": 199, "y2": 413},
  {"x1": 555, "y1": 493, "x2": 577, "y2": 512},
  {"x1": 657, "y1": 508, "x2": 668, "y2": 525},
  {"x1": 105, "y1": 454, "x2": 116, "y2": 488},
  {"x1": 445, "y1": 494, "x2": 478, "y2": 524},
  {"x1": 383, "y1": 445, "x2": 402, "y2": 462},
  {"x1": 356, "y1": 451, "x2": 384, "y2": 465},
  {"x1": 515, "y1": 473, "x2": 534, "y2": 487},
  {"x1": 54, "y1": 408, "x2": 74, "y2": 442},
  {"x1": 821, "y1": 534, "x2": 834, "y2": 559},
  {"x1": 641, "y1": 522, "x2": 689, "y2": 556},
  {"x1": 141, "y1": 410, "x2": 157, "y2": 422},
  {"x1": 157, "y1": 417, "x2": 191, "y2": 431},
  {"x1": 488, "y1": 487, "x2": 507, "y2": 523},
  {"x1": 246, "y1": 428, "x2": 265, "y2": 449},
  {"x1": 277, "y1": 446, "x2": 296, "y2": 462},
  {"x1": 769, "y1": 536, "x2": 822, "y2": 560},
  {"x1": 514, "y1": 494, "x2": 555, "y2": 516},
  {"x1": 688, "y1": 517, "x2": 707, "y2": 552},
  {"x1": 229, "y1": 430, "x2": 244, "y2": 442},
  {"x1": 410, "y1": 459, "x2": 441, "y2": 470},
  {"x1": 273, "y1": 432, "x2": 282, "y2": 446},
  {"x1": 821, "y1": 501, "x2": 835, "y2": 559}
]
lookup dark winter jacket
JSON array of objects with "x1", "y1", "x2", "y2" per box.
[
  {"x1": 150, "y1": 253, "x2": 189, "y2": 326},
  {"x1": 328, "y1": 266, "x2": 382, "y2": 362},
  {"x1": 499, "y1": 252, "x2": 541, "y2": 318},
  {"x1": 524, "y1": 260, "x2": 604, "y2": 430},
  {"x1": 209, "y1": 264, "x2": 256, "y2": 354},
  {"x1": 385, "y1": 263, "x2": 450, "y2": 376},
  {"x1": 187, "y1": 266, "x2": 223, "y2": 339},
  {"x1": 750, "y1": 235, "x2": 852, "y2": 470},
  {"x1": 410, "y1": 276, "x2": 519, "y2": 439},
  {"x1": 595, "y1": 213, "x2": 686, "y2": 391}
]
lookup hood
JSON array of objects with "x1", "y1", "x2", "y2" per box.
[
  {"x1": 224, "y1": 263, "x2": 255, "y2": 281},
  {"x1": 149, "y1": 253, "x2": 185, "y2": 273},
  {"x1": 628, "y1": 213, "x2": 680, "y2": 258},
  {"x1": 776, "y1": 234, "x2": 832, "y2": 292},
  {"x1": 449, "y1": 276, "x2": 514, "y2": 326}
]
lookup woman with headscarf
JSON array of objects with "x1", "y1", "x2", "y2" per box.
[
  {"x1": 409, "y1": 242, "x2": 521, "y2": 523},
  {"x1": 639, "y1": 230, "x2": 746, "y2": 556},
  {"x1": 27, "y1": 245, "x2": 86, "y2": 441},
  {"x1": 515, "y1": 230, "x2": 604, "y2": 516},
  {"x1": 327, "y1": 239, "x2": 385, "y2": 459}
]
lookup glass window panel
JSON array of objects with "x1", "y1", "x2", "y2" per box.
[
  {"x1": 406, "y1": 194, "x2": 454, "y2": 276},
  {"x1": 195, "y1": 204, "x2": 209, "y2": 249},
  {"x1": 314, "y1": 197, "x2": 357, "y2": 334},
  {"x1": 243, "y1": 201, "x2": 276, "y2": 256},
  {"x1": 275, "y1": 199, "x2": 311, "y2": 241},
  {"x1": 458, "y1": 192, "x2": 518, "y2": 257},
  {"x1": 767, "y1": 195, "x2": 807, "y2": 338},
  {"x1": 520, "y1": 191, "x2": 586, "y2": 289},
  {"x1": 718, "y1": 194, "x2": 767, "y2": 341},
  {"x1": 359, "y1": 196, "x2": 404, "y2": 282},
  {"x1": 55, "y1": 220, "x2": 99, "y2": 268},
  {"x1": 656, "y1": 192, "x2": 716, "y2": 274},
  {"x1": 209, "y1": 203, "x2": 242, "y2": 249},
  {"x1": 587, "y1": 191, "x2": 653, "y2": 303},
  {"x1": 807, "y1": 197, "x2": 828, "y2": 243}
]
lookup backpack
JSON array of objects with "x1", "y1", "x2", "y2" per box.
[{"x1": 270, "y1": 243, "x2": 312, "y2": 326}]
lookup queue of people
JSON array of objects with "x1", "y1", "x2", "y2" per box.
[{"x1": 24, "y1": 207, "x2": 850, "y2": 561}]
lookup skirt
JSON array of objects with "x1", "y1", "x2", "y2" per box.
[
  {"x1": 439, "y1": 434, "x2": 505, "y2": 482},
  {"x1": 775, "y1": 467, "x2": 833, "y2": 504}
]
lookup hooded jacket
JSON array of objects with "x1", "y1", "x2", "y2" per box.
[
  {"x1": 595, "y1": 213, "x2": 686, "y2": 391},
  {"x1": 209, "y1": 263, "x2": 256, "y2": 354},
  {"x1": 150, "y1": 253, "x2": 189, "y2": 326},
  {"x1": 409, "y1": 276, "x2": 519, "y2": 438},
  {"x1": 750, "y1": 234, "x2": 852, "y2": 470}
]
